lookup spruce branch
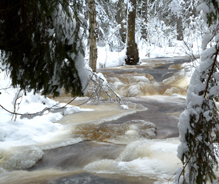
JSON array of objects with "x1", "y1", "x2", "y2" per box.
[{"x1": 178, "y1": 46, "x2": 219, "y2": 183}]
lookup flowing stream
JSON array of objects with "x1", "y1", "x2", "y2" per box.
[{"x1": 0, "y1": 57, "x2": 194, "y2": 184}]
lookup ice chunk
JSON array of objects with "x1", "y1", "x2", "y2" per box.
[{"x1": 0, "y1": 147, "x2": 43, "y2": 170}]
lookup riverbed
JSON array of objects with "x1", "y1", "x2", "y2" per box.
[{"x1": 0, "y1": 57, "x2": 194, "y2": 184}]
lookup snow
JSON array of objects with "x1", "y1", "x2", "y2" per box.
[
  {"x1": 197, "y1": 2, "x2": 210, "y2": 14},
  {"x1": 0, "y1": 41, "x2": 197, "y2": 174},
  {"x1": 128, "y1": 1, "x2": 134, "y2": 12},
  {"x1": 84, "y1": 138, "x2": 181, "y2": 182},
  {"x1": 202, "y1": 33, "x2": 213, "y2": 49},
  {"x1": 0, "y1": 72, "x2": 89, "y2": 150},
  {"x1": 120, "y1": 104, "x2": 129, "y2": 110},
  {"x1": 96, "y1": 46, "x2": 126, "y2": 69},
  {"x1": 138, "y1": 43, "x2": 189, "y2": 59},
  {"x1": 0, "y1": 11, "x2": 204, "y2": 181},
  {"x1": 2, "y1": 1, "x2": 217, "y2": 183},
  {"x1": 96, "y1": 42, "x2": 200, "y2": 70},
  {"x1": 0, "y1": 146, "x2": 43, "y2": 170},
  {"x1": 0, "y1": 33, "x2": 199, "y2": 150},
  {"x1": 175, "y1": 5, "x2": 219, "y2": 180},
  {"x1": 74, "y1": 46, "x2": 90, "y2": 94}
]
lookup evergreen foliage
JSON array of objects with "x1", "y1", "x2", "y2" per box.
[
  {"x1": 0, "y1": 0, "x2": 88, "y2": 97},
  {"x1": 177, "y1": 0, "x2": 219, "y2": 183}
]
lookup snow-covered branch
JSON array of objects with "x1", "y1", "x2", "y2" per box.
[
  {"x1": 86, "y1": 69, "x2": 123, "y2": 105},
  {"x1": 0, "y1": 68, "x2": 124, "y2": 120},
  {"x1": 0, "y1": 94, "x2": 77, "y2": 120},
  {"x1": 176, "y1": 2, "x2": 219, "y2": 182}
]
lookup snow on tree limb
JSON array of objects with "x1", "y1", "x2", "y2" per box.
[
  {"x1": 0, "y1": 0, "x2": 89, "y2": 97},
  {"x1": 176, "y1": 1, "x2": 219, "y2": 183}
]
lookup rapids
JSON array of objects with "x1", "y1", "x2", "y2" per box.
[{"x1": 0, "y1": 57, "x2": 195, "y2": 184}]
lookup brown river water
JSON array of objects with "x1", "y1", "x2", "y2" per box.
[{"x1": 0, "y1": 57, "x2": 193, "y2": 184}]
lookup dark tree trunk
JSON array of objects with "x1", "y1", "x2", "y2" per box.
[{"x1": 125, "y1": 0, "x2": 139, "y2": 65}]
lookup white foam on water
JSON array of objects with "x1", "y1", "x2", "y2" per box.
[{"x1": 83, "y1": 138, "x2": 181, "y2": 182}]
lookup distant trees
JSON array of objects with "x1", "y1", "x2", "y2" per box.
[
  {"x1": 151, "y1": 0, "x2": 183, "y2": 41},
  {"x1": 90, "y1": 0, "x2": 150, "y2": 66},
  {"x1": 116, "y1": 0, "x2": 126, "y2": 44},
  {"x1": 148, "y1": 0, "x2": 199, "y2": 43},
  {"x1": 0, "y1": 0, "x2": 204, "y2": 99},
  {"x1": 94, "y1": 0, "x2": 140, "y2": 65},
  {"x1": 95, "y1": 0, "x2": 126, "y2": 52},
  {"x1": 0, "y1": 0, "x2": 89, "y2": 97}
]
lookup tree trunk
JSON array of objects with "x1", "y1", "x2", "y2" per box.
[
  {"x1": 88, "y1": 0, "x2": 97, "y2": 72},
  {"x1": 117, "y1": 0, "x2": 126, "y2": 43},
  {"x1": 176, "y1": 16, "x2": 183, "y2": 40},
  {"x1": 125, "y1": 0, "x2": 139, "y2": 65},
  {"x1": 141, "y1": 0, "x2": 147, "y2": 41}
]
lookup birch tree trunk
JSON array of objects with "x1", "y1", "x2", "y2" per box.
[
  {"x1": 125, "y1": 0, "x2": 139, "y2": 65},
  {"x1": 88, "y1": 0, "x2": 97, "y2": 72},
  {"x1": 141, "y1": 0, "x2": 147, "y2": 41}
]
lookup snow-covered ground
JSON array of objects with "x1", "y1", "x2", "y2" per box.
[
  {"x1": 0, "y1": 42, "x2": 201, "y2": 182},
  {"x1": 0, "y1": 75, "x2": 94, "y2": 149},
  {"x1": 95, "y1": 40, "x2": 201, "y2": 69},
  {"x1": 0, "y1": 41, "x2": 200, "y2": 151}
]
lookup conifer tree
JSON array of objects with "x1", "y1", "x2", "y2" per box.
[
  {"x1": 177, "y1": 0, "x2": 219, "y2": 183},
  {"x1": 0, "y1": 0, "x2": 89, "y2": 97}
]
